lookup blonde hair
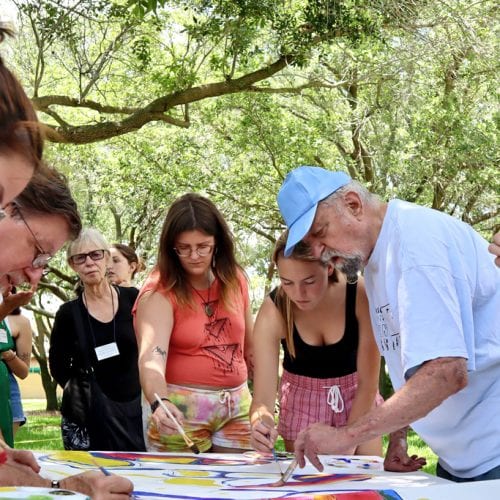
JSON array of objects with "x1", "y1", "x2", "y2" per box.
[
  {"x1": 66, "y1": 228, "x2": 110, "y2": 260},
  {"x1": 272, "y1": 231, "x2": 337, "y2": 358}
]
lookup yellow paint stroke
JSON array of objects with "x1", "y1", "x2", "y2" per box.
[
  {"x1": 164, "y1": 478, "x2": 219, "y2": 486},
  {"x1": 48, "y1": 451, "x2": 130, "y2": 468},
  {"x1": 174, "y1": 470, "x2": 211, "y2": 477},
  {"x1": 142, "y1": 456, "x2": 194, "y2": 465},
  {"x1": 163, "y1": 470, "x2": 217, "y2": 486}
]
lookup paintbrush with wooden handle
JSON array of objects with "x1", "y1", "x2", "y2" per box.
[
  {"x1": 280, "y1": 457, "x2": 298, "y2": 483},
  {"x1": 271, "y1": 457, "x2": 298, "y2": 487},
  {"x1": 154, "y1": 393, "x2": 200, "y2": 454}
]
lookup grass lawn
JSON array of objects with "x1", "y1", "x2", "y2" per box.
[
  {"x1": 16, "y1": 400, "x2": 438, "y2": 475},
  {"x1": 15, "y1": 399, "x2": 62, "y2": 450}
]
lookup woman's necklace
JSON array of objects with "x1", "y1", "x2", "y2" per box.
[{"x1": 191, "y1": 277, "x2": 214, "y2": 317}]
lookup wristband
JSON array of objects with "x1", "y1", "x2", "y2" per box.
[
  {"x1": 150, "y1": 397, "x2": 170, "y2": 413},
  {"x1": 51, "y1": 479, "x2": 60, "y2": 489},
  {"x1": 0, "y1": 449, "x2": 7, "y2": 464}
]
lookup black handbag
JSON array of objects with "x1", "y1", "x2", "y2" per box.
[
  {"x1": 60, "y1": 367, "x2": 92, "y2": 427},
  {"x1": 59, "y1": 301, "x2": 94, "y2": 450}
]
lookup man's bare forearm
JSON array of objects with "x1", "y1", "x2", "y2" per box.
[{"x1": 347, "y1": 357, "x2": 467, "y2": 445}]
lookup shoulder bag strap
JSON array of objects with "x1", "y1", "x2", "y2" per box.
[{"x1": 71, "y1": 297, "x2": 93, "y2": 373}]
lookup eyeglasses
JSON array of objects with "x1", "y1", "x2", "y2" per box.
[
  {"x1": 70, "y1": 249, "x2": 107, "y2": 265},
  {"x1": 173, "y1": 244, "x2": 215, "y2": 258},
  {"x1": 13, "y1": 204, "x2": 53, "y2": 270}
]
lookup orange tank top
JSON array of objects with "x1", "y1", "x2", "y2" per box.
[{"x1": 133, "y1": 268, "x2": 249, "y2": 387}]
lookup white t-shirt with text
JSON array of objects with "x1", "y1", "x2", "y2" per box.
[{"x1": 365, "y1": 199, "x2": 500, "y2": 478}]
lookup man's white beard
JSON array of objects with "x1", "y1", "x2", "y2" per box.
[{"x1": 321, "y1": 249, "x2": 363, "y2": 283}]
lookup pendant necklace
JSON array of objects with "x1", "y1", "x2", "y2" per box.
[{"x1": 191, "y1": 277, "x2": 214, "y2": 317}]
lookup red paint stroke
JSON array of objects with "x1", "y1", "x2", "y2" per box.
[
  {"x1": 279, "y1": 492, "x2": 397, "y2": 499},
  {"x1": 238, "y1": 473, "x2": 372, "y2": 488},
  {"x1": 91, "y1": 451, "x2": 270, "y2": 466}
]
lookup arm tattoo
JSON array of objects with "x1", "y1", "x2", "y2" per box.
[
  {"x1": 152, "y1": 346, "x2": 166, "y2": 359},
  {"x1": 18, "y1": 352, "x2": 31, "y2": 364}
]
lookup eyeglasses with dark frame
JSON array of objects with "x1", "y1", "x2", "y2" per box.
[
  {"x1": 13, "y1": 204, "x2": 52, "y2": 272},
  {"x1": 173, "y1": 244, "x2": 215, "y2": 258},
  {"x1": 70, "y1": 249, "x2": 107, "y2": 265}
]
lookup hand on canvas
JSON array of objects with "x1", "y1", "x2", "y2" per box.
[
  {"x1": 0, "y1": 452, "x2": 46, "y2": 487},
  {"x1": 294, "y1": 423, "x2": 356, "y2": 472},
  {"x1": 384, "y1": 430, "x2": 426, "y2": 472},
  {"x1": 60, "y1": 470, "x2": 133, "y2": 499},
  {"x1": 6, "y1": 448, "x2": 40, "y2": 473},
  {"x1": 250, "y1": 411, "x2": 278, "y2": 453}
]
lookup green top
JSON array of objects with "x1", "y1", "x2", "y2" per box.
[{"x1": 0, "y1": 319, "x2": 15, "y2": 446}]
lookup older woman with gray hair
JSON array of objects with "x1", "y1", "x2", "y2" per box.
[{"x1": 49, "y1": 228, "x2": 145, "y2": 452}]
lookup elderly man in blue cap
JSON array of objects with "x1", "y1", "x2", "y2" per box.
[{"x1": 277, "y1": 166, "x2": 500, "y2": 483}]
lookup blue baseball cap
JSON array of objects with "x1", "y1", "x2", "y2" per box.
[{"x1": 277, "y1": 166, "x2": 351, "y2": 256}]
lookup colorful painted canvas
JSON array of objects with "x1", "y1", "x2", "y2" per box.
[
  {"x1": 36, "y1": 451, "x2": 442, "y2": 499},
  {"x1": 0, "y1": 486, "x2": 89, "y2": 499}
]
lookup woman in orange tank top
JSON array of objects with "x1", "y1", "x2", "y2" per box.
[{"x1": 134, "y1": 193, "x2": 254, "y2": 453}]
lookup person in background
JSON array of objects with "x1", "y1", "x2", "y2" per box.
[
  {"x1": 250, "y1": 231, "x2": 382, "y2": 456},
  {"x1": 5, "y1": 287, "x2": 33, "y2": 436},
  {"x1": 278, "y1": 165, "x2": 499, "y2": 482},
  {"x1": 49, "y1": 228, "x2": 145, "y2": 452},
  {"x1": 135, "y1": 193, "x2": 253, "y2": 453},
  {"x1": 0, "y1": 287, "x2": 32, "y2": 446},
  {"x1": 108, "y1": 243, "x2": 143, "y2": 288},
  {"x1": 0, "y1": 24, "x2": 133, "y2": 497}
]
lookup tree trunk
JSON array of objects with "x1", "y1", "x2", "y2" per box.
[{"x1": 37, "y1": 357, "x2": 59, "y2": 412}]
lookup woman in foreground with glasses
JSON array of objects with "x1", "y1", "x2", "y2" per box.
[
  {"x1": 0, "y1": 25, "x2": 133, "y2": 497},
  {"x1": 134, "y1": 193, "x2": 254, "y2": 453},
  {"x1": 49, "y1": 228, "x2": 145, "y2": 452}
]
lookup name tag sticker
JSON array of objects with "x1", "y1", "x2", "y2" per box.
[
  {"x1": 0, "y1": 329, "x2": 8, "y2": 344},
  {"x1": 95, "y1": 342, "x2": 120, "y2": 360}
]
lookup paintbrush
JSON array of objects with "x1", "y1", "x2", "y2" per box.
[
  {"x1": 271, "y1": 447, "x2": 282, "y2": 474},
  {"x1": 281, "y1": 457, "x2": 298, "y2": 483},
  {"x1": 154, "y1": 393, "x2": 200, "y2": 454},
  {"x1": 91, "y1": 458, "x2": 112, "y2": 476},
  {"x1": 257, "y1": 410, "x2": 282, "y2": 475},
  {"x1": 271, "y1": 457, "x2": 298, "y2": 487},
  {"x1": 91, "y1": 458, "x2": 138, "y2": 500}
]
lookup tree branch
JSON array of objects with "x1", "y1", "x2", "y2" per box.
[{"x1": 35, "y1": 55, "x2": 293, "y2": 144}]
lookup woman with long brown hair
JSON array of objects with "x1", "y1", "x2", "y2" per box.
[
  {"x1": 135, "y1": 193, "x2": 253, "y2": 453},
  {"x1": 107, "y1": 243, "x2": 143, "y2": 288}
]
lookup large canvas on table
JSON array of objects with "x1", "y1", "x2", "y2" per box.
[{"x1": 36, "y1": 451, "x2": 446, "y2": 499}]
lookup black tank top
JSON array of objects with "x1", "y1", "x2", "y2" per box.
[{"x1": 271, "y1": 282, "x2": 359, "y2": 379}]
